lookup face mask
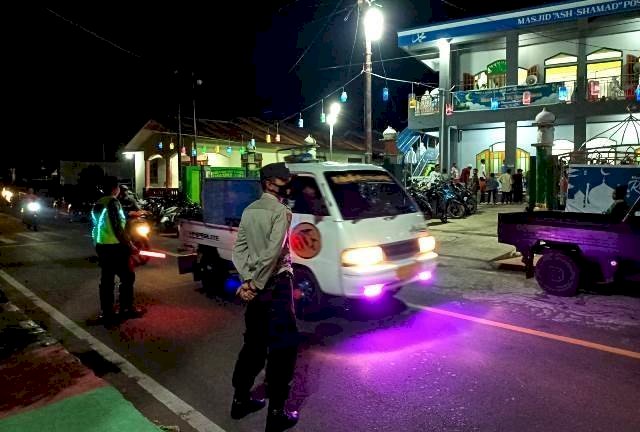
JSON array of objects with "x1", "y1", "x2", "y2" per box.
[{"x1": 274, "y1": 183, "x2": 291, "y2": 199}]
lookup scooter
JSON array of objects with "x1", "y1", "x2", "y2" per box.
[
  {"x1": 127, "y1": 211, "x2": 152, "y2": 266},
  {"x1": 21, "y1": 201, "x2": 41, "y2": 231}
]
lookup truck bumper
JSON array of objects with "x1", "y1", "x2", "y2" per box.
[{"x1": 340, "y1": 253, "x2": 438, "y2": 299}]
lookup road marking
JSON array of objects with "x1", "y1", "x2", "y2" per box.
[
  {"x1": 0, "y1": 236, "x2": 16, "y2": 244},
  {"x1": 0, "y1": 270, "x2": 226, "y2": 432},
  {"x1": 0, "y1": 241, "x2": 62, "y2": 248},
  {"x1": 17, "y1": 232, "x2": 41, "y2": 241},
  {"x1": 406, "y1": 302, "x2": 640, "y2": 361}
]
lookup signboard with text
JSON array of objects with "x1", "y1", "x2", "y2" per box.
[
  {"x1": 452, "y1": 83, "x2": 560, "y2": 111},
  {"x1": 399, "y1": 0, "x2": 640, "y2": 47}
]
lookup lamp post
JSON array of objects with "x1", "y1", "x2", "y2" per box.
[
  {"x1": 363, "y1": 2, "x2": 383, "y2": 164},
  {"x1": 327, "y1": 102, "x2": 341, "y2": 161}
]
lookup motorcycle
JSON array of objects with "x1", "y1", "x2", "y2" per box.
[
  {"x1": 21, "y1": 200, "x2": 41, "y2": 231},
  {"x1": 127, "y1": 211, "x2": 152, "y2": 266}
]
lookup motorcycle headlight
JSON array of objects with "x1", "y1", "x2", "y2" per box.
[
  {"x1": 27, "y1": 202, "x2": 41, "y2": 212},
  {"x1": 418, "y1": 235, "x2": 436, "y2": 253},
  {"x1": 341, "y1": 246, "x2": 385, "y2": 267},
  {"x1": 135, "y1": 224, "x2": 151, "y2": 237}
]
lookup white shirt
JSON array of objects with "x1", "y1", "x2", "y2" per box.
[
  {"x1": 480, "y1": 163, "x2": 487, "y2": 179},
  {"x1": 405, "y1": 148, "x2": 418, "y2": 164},
  {"x1": 450, "y1": 166, "x2": 459, "y2": 179}
]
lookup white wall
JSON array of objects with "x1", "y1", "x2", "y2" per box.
[
  {"x1": 134, "y1": 152, "x2": 144, "y2": 196},
  {"x1": 586, "y1": 32, "x2": 640, "y2": 58},
  {"x1": 456, "y1": 124, "x2": 575, "y2": 167},
  {"x1": 587, "y1": 121, "x2": 640, "y2": 145},
  {"x1": 518, "y1": 39, "x2": 579, "y2": 82},
  {"x1": 170, "y1": 154, "x2": 179, "y2": 188},
  {"x1": 459, "y1": 49, "x2": 506, "y2": 81}
]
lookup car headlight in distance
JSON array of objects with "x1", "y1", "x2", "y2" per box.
[
  {"x1": 135, "y1": 224, "x2": 151, "y2": 237},
  {"x1": 341, "y1": 246, "x2": 384, "y2": 267},
  {"x1": 419, "y1": 235, "x2": 436, "y2": 254},
  {"x1": 27, "y1": 202, "x2": 41, "y2": 212}
]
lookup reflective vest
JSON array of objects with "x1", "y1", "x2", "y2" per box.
[{"x1": 92, "y1": 196, "x2": 126, "y2": 245}]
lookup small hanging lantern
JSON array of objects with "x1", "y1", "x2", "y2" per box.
[
  {"x1": 320, "y1": 99, "x2": 326, "y2": 123},
  {"x1": 558, "y1": 86, "x2": 568, "y2": 101},
  {"x1": 275, "y1": 122, "x2": 281, "y2": 142},
  {"x1": 169, "y1": 141, "x2": 175, "y2": 150},
  {"x1": 226, "y1": 146, "x2": 233, "y2": 155},
  {"x1": 340, "y1": 89, "x2": 348, "y2": 103},
  {"x1": 408, "y1": 93, "x2": 416, "y2": 109},
  {"x1": 635, "y1": 84, "x2": 640, "y2": 102},
  {"x1": 408, "y1": 83, "x2": 416, "y2": 109},
  {"x1": 445, "y1": 103, "x2": 453, "y2": 115},
  {"x1": 382, "y1": 87, "x2": 389, "y2": 102},
  {"x1": 491, "y1": 98, "x2": 499, "y2": 110},
  {"x1": 298, "y1": 113, "x2": 304, "y2": 128},
  {"x1": 191, "y1": 147, "x2": 197, "y2": 157},
  {"x1": 250, "y1": 138, "x2": 256, "y2": 150},
  {"x1": 157, "y1": 141, "x2": 163, "y2": 150},
  {"x1": 266, "y1": 132, "x2": 271, "y2": 143},
  {"x1": 181, "y1": 146, "x2": 186, "y2": 155},
  {"x1": 522, "y1": 91, "x2": 531, "y2": 105}
]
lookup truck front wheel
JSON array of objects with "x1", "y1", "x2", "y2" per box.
[{"x1": 535, "y1": 251, "x2": 581, "y2": 297}]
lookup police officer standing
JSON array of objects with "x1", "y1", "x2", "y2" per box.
[
  {"x1": 230, "y1": 162, "x2": 299, "y2": 432},
  {"x1": 92, "y1": 176, "x2": 143, "y2": 326}
]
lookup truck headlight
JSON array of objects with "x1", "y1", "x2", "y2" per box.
[
  {"x1": 418, "y1": 235, "x2": 436, "y2": 253},
  {"x1": 27, "y1": 202, "x2": 41, "y2": 212},
  {"x1": 341, "y1": 246, "x2": 385, "y2": 267},
  {"x1": 135, "y1": 224, "x2": 151, "y2": 237}
]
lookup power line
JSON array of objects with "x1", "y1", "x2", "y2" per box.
[
  {"x1": 288, "y1": 0, "x2": 347, "y2": 73},
  {"x1": 280, "y1": 70, "x2": 364, "y2": 122},
  {"x1": 45, "y1": 8, "x2": 142, "y2": 59},
  {"x1": 346, "y1": 2, "x2": 361, "y2": 80}
]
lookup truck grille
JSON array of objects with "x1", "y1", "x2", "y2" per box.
[{"x1": 382, "y1": 239, "x2": 419, "y2": 261}]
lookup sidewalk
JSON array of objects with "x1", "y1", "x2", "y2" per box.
[
  {"x1": 429, "y1": 203, "x2": 525, "y2": 263},
  {"x1": 0, "y1": 291, "x2": 162, "y2": 432}
]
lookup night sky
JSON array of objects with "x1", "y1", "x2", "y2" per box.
[{"x1": 7, "y1": 1, "x2": 556, "y2": 175}]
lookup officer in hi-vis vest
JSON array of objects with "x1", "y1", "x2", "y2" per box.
[{"x1": 91, "y1": 176, "x2": 143, "y2": 326}]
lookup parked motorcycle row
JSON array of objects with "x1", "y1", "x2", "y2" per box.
[{"x1": 407, "y1": 179, "x2": 478, "y2": 223}]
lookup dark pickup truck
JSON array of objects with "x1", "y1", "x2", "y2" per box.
[{"x1": 497, "y1": 199, "x2": 640, "y2": 296}]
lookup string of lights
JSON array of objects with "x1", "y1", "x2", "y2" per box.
[{"x1": 279, "y1": 69, "x2": 364, "y2": 123}]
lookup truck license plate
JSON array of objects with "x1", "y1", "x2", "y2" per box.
[{"x1": 396, "y1": 263, "x2": 420, "y2": 280}]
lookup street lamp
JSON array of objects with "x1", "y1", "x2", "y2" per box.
[
  {"x1": 327, "y1": 102, "x2": 341, "y2": 161},
  {"x1": 363, "y1": 3, "x2": 383, "y2": 164}
]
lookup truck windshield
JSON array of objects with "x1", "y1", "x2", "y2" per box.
[{"x1": 324, "y1": 170, "x2": 417, "y2": 220}]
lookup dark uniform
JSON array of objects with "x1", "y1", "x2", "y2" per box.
[{"x1": 230, "y1": 162, "x2": 299, "y2": 432}]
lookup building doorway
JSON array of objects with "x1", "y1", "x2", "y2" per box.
[{"x1": 476, "y1": 142, "x2": 530, "y2": 176}]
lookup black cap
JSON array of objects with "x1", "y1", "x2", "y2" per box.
[{"x1": 260, "y1": 162, "x2": 291, "y2": 181}]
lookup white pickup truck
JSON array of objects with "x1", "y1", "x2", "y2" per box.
[{"x1": 177, "y1": 162, "x2": 438, "y2": 315}]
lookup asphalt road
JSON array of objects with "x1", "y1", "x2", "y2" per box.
[{"x1": 1, "y1": 210, "x2": 639, "y2": 432}]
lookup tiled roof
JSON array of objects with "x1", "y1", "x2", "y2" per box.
[{"x1": 152, "y1": 116, "x2": 370, "y2": 152}]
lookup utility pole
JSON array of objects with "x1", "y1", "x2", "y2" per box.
[
  {"x1": 192, "y1": 72, "x2": 199, "y2": 166},
  {"x1": 361, "y1": 0, "x2": 373, "y2": 164}
]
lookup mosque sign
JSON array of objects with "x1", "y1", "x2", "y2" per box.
[
  {"x1": 566, "y1": 165, "x2": 640, "y2": 213},
  {"x1": 452, "y1": 83, "x2": 560, "y2": 111}
]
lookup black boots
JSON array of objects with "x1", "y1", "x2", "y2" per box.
[
  {"x1": 230, "y1": 397, "x2": 266, "y2": 420},
  {"x1": 265, "y1": 408, "x2": 299, "y2": 432}
]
